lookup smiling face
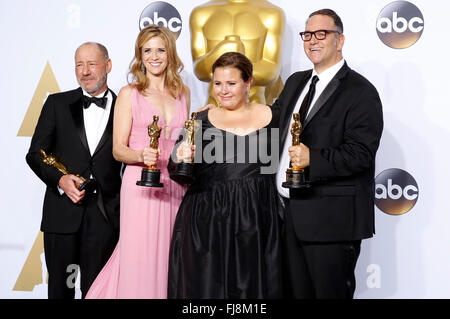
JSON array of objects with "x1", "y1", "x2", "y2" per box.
[
  {"x1": 303, "y1": 14, "x2": 344, "y2": 74},
  {"x1": 213, "y1": 66, "x2": 251, "y2": 110},
  {"x1": 141, "y1": 36, "x2": 168, "y2": 77},
  {"x1": 75, "y1": 44, "x2": 111, "y2": 96}
]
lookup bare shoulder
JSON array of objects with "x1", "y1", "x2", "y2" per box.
[
  {"x1": 118, "y1": 84, "x2": 134, "y2": 98},
  {"x1": 251, "y1": 103, "x2": 272, "y2": 127},
  {"x1": 252, "y1": 103, "x2": 272, "y2": 117},
  {"x1": 116, "y1": 85, "x2": 134, "y2": 106},
  {"x1": 115, "y1": 85, "x2": 134, "y2": 114},
  {"x1": 183, "y1": 85, "x2": 191, "y2": 114},
  {"x1": 208, "y1": 105, "x2": 219, "y2": 117}
]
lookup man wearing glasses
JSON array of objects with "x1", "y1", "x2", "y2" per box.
[{"x1": 273, "y1": 9, "x2": 383, "y2": 298}]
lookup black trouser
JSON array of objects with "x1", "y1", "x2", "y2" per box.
[
  {"x1": 43, "y1": 195, "x2": 118, "y2": 299},
  {"x1": 283, "y1": 213, "x2": 361, "y2": 299}
]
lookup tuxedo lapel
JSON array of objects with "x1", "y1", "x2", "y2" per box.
[
  {"x1": 69, "y1": 88, "x2": 90, "y2": 154},
  {"x1": 92, "y1": 90, "x2": 116, "y2": 157},
  {"x1": 280, "y1": 70, "x2": 312, "y2": 144},
  {"x1": 304, "y1": 62, "x2": 350, "y2": 128}
]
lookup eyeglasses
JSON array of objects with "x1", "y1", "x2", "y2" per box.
[{"x1": 299, "y1": 30, "x2": 341, "y2": 41}]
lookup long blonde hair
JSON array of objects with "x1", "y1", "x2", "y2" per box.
[{"x1": 129, "y1": 25, "x2": 185, "y2": 98}]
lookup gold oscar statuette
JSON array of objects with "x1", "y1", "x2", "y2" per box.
[
  {"x1": 282, "y1": 113, "x2": 311, "y2": 189},
  {"x1": 136, "y1": 115, "x2": 164, "y2": 187},
  {"x1": 190, "y1": 0, "x2": 286, "y2": 105},
  {"x1": 170, "y1": 112, "x2": 198, "y2": 184},
  {"x1": 40, "y1": 149, "x2": 97, "y2": 193}
]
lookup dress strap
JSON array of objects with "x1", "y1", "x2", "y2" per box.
[{"x1": 179, "y1": 93, "x2": 188, "y2": 121}]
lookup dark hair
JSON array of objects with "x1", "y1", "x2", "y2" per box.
[
  {"x1": 212, "y1": 52, "x2": 253, "y2": 82},
  {"x1": 308, "y1": 8, "x2": 343, "y2": 34}
]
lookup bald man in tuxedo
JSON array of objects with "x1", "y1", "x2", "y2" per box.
[{"x1": 26, "y1": 42, "x2": 121, "y2": 298}]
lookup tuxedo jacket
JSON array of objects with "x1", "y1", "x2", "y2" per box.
[
  {"x1": 26, "y1": 87, "x2": 122, "y2": 233},
  {"x1": 274, "y1": 62, "x2": 383, "y2": 242}
]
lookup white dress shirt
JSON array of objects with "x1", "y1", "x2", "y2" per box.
[
  {"x1": 58, "y1": 88, "x2": 112, "y2": 195},
  {"x1": 276, "y1": 59, "x2": 345, "y2": 198},
  {"x1": 82, "y1": 88, "x2": 112, "y2": 156}
]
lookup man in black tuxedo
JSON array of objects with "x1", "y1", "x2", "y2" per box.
[
  {"x1": 26, "y1": 42, "x2": 121, "y2": 298},
  {"x1": 274, "y1": 9, "x2": 383, "y2": 298}
]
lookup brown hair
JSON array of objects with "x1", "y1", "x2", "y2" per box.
[
  {"x1": 128, "y1": 25, "x2": 185, "y2": 98},
  {"x1": 212, "y1": 52, "x2": 253, "y2": 82}
]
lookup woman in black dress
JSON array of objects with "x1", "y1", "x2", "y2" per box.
[{"x1": 168, "y1": 52, "x2": 282, "y2": 299}]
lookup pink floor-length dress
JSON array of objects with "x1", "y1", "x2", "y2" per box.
[{"x1": 86, "y1": 87, "x2": 187, "y2": 298}]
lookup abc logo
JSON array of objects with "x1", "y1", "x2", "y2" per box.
[
  {"x1": 139, "y1": 1, "x2": 182, "y2": 39},
  {"x1": 375, "y1": 168, "x2": 419, "y2": 215},
  {"x1": 376, "y1": 1, "x2": 424, "y2": 49}
]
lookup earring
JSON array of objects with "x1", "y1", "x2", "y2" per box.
[{"x1": 141, "y1": 63, "x2": 146, "y2": 74}]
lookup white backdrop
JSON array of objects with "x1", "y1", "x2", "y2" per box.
[{"x1": 1, "y1": 0, "x2": 449, "y2": 299}]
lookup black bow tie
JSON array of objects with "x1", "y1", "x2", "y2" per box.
[{"x1": 83, "y1": 95, "x2": 107, "y2": 109}]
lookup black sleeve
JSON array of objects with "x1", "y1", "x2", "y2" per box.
[
  {"x1": 25, "y1": 95, "x2": 64, "y2": 190},
  {"x1": 167, "y1": 130, "x2": 185, "y2": 177},
  {"x1": 309, "y1": 85, "x2": 384, "y2": 181}
]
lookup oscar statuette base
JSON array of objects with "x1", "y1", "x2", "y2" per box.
[
  {"x1": 136, "y1": 167, "x2": 164, "y2": 188},
  {"x1": 282, "y1": 168, "x2": 311, "y2": 189},
  {"x1": 170, "y1": 162, "x2": 195, "y2": 185},
  {"x1": 77, "y1": 178, "x2": 97, "y2": 194}
]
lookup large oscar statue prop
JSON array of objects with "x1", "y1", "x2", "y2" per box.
[
  {"x1": 136, "y1": 115, "x2": 164, "y2": 187},
  {"x1": 40, "y1": 149, "x2": 96, "y2": 193},
  {"x1": 190, "y1": 0, "x2": 285, "y2": 105},
  {"x1": 170, "y1": 112, "x2": 198, "y2": 184},
  {"x1": 282, "y1": 113, "x2": 311, "y2": 189}
]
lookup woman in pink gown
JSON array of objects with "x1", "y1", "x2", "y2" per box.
[{"x1": 86, "y1": 25, "x2": 189, "y2": 299}]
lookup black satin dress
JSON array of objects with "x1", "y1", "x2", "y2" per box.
[{"x1": 168, "y1": 109, "x2": 283, "y2": 299}]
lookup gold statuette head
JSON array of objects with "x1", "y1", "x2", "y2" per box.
[
  {"x1": 291, "y1": 113, "x2": 302, "y2": 146},
  {"x1": 148, "y1": 115, "x2": 162, "y2": 149},
  {"x1": 184, "y1": 112, "x2": 198, "y2": 147}
]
